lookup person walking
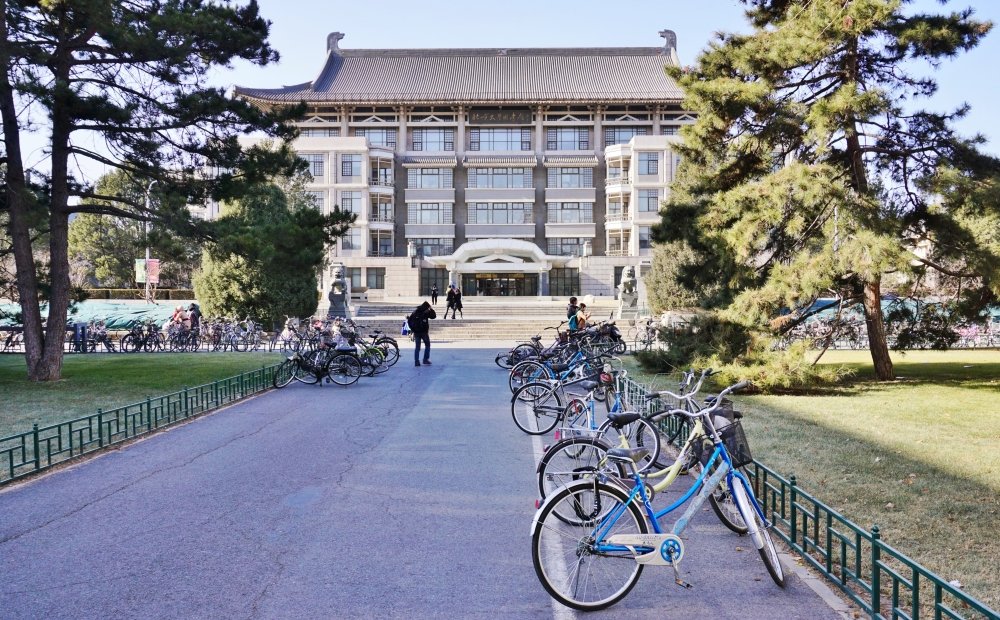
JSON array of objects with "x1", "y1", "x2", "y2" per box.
[
  {"x1": 431, "y1": 284, "x2": 439, "y2": 305},
  {"x1": 407, "y1": 301, "x2": 436, "y2": 366},
  {"x1": 452, "y1": 287, "x2": 463, "y2": 319},
  {"x1": 445, "y1": 285, "x2": 456, "y2": 319}
]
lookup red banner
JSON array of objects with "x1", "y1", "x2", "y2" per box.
[{"x1": 146, "y1": 259, "x2": 160, "y2": 285}]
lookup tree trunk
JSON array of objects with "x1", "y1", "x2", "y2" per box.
[{"x1": 863, "y1": 277, "x2": 894, "y2": 381}]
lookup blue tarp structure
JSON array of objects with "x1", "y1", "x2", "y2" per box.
[{"x1": 0, "y1": 300, "x2": 195, "y2": 330}]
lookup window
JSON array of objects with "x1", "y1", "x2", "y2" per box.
[
  {"x1": 604, "y1": 126, "x2": 648, "y2": 146},
  {"x1": 638, "y1": 189, "x2": 660, "y2": 212},
  {"x1": 412, "y1": 128, "x2": 455, "y2": 151},
  {"x1": 304, "y1": 191, "x2": 325, "y2": 209},
  {"x1": 546, "y1": 203, "x2": 593, "y2": 224},
  {"x1": 370, "y1": 198, "x2": 393, "y2": 222},
  {"x1": 407, "y1": 203, "x2": 453, "y2": 224},
  {"x1": 300, "y1": 127, "x2": 340, "y2": 137},
  {"x1": 547, "y1": 167, "x2": 592, "y2": 188},
  {"x1": 412, "y1": 238, "x2": 454, "y2": 257},
  {"x1": 340, "y1": 154, "x2": 362, "y2": 179},
  {"x1": 661, "y1": 126, "x2": 679, "y2": 136},
  {"x1": 346, "y1": 267, "x2": 362, "y2": 290},
  {"x1": 606, "y1": 198, "x2": 628, "y2": 220},
  {"x1": 407, "y1": 168, "x2": 454, "y2": 189},
  {"x1": 420, "y1": 268, "x2": 449, "y2": 295},
  {"x1": 469, "y1": 127, "x2": 532, "y2": 151},
  {"x1": 366, "y1": 268, "x2": 385, "y2": 289},
  {"x1": 547, "y1": 238, "x2": 586, "y2": 257},
  {"x1": 338, "y1": 191, "x2": 362, "y2": 215},
  {"x1": 369, "y1": 231, "x2": 393, "y2": 256},
  {"x1": 352, "y1": 127, "x2": 397, "y2": 148},
  {"x1": 546, "y1": 128, "x2": 589, "y2": 150},
  {"x1": 468, "y1": 203, "x2": 532, "y2": 224},
  {"x1": 607, "y1": 232, "x2": 631, "y2": 255},
  {"x1": 550, "y1": 268, "x2": 580, "y2": 297},
  {"x1": 468, "y1": 167, "x2": 531, "y2": 189},
  {"x1": 638, "y1": 152, "x2": 659, "y2": 175},
  {"x1": 341, "y1": 228, "x2": 362, "y2": 250},
  {"x1": 639, "y1": 226, "x2": 652, "y2": 249},
  {"x1": 302, "y1": 154, "x2": 324, "y2": 181}
]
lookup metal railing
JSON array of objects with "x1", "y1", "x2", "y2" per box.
[
  {"x1": 368, "y1": 211, "x2": 395, "y2": 223},
  {"x1": 605, "y1": 176, "x2": 631, "y2": 186},
  {"x1": 369, "y1": 177, "x2": 394, "y2": 187},
  {"x1": 367, "y1": 249, "x2": 395, "y2": 257},
  {"x1": 606, "y1": 211, "x2": 631, "y2": 222},
  {"x1": 0, "y1": 364, "x2": 280, "y2": 485},
  {"x1": 617, "y1": 375, "x2": 998, "y2": 620}
]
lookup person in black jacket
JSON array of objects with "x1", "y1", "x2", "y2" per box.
[
  {"x1": 408, "y1": 301, "x2": 437, "y2": 366},
  {"x1": 431, "y1": 284, "x2": 439, "y2": 305}
]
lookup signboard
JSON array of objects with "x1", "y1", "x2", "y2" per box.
[
  {"x1": 469, "y1": 109, "x2": 532, "y2": 125},
  {"x1": 147, "y1": 259, "x2": 160, "y2": 285},
  {"x1": 135, "y1": 259, "x2": 147, "y2": 283}
]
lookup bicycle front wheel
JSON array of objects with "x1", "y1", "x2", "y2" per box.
[
  {"x1": 273, "y1": 360, "x2": 296, "y2": 388},
  {"x1": 731, "y1": 475, "x2": 785, "y2": 586},
  {"x1": 532, "y1": 481, "x2": 647, "y2": 611},
  {"x1": 511, "y1": 382, "x2": 562, "y2": 435},
  {"x1": 327, "y1": 353, "x2": 362, "y2": 386}
]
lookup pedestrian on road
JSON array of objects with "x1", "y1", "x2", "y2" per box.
[
  {"x1": 445, "y1": 284, "x2": 456, "y2": 319},
  {"x1": 408, "y1": 301, "x2": 437, "y2": 366},
  {"x1": 431, "y1": 284, "x2": 439, "y2": 305},
  {"x1": 452, "y1": 287, "x2": 464, "y2": 319}
]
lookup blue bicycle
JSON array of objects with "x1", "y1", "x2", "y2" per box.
[{"x1": 530, "y1": 379, "x2": 784, "y2": 611}]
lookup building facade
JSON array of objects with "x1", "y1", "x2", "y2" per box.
[{"x1": 235, "y1": 31, "x2": 691, "y2": 301}]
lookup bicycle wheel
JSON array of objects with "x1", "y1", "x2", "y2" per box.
[
  {"x1": 598, "y1": 416, "x2": 661, "y2": 473},
  {"x1": 509, "y1": 360, "x2": 549, "y2": 392},
  {"x1": 532, "y1": 481, "x2": 647, "y2": 611},
  {"x1": 536, "y1": 436, "x2": 621, "y2": 501},
  {"x1": 511, "y1": 382, "x2": 563, "y2": 435},
  {"x1": 375, "y1": 339, "x2": 399, "y2": 367},
  {"x1": 273, "y1": 360, "x2": 296, "y2": 388},
  {"x1": 510, "y1": 343, "x2": 538, "y2": 365},
  {"x1": 731, "y1": 475, "x2": 785, "y2": 586},
  {"x1": 562, "y1": 399, "x2": 588, "y2": 430},
  {"x1": 494, "y1": 351, "x2": 513, "y2": 368},
  {"x1": 326, "y1": 353, "x2": 362, "y2": 386},
  {"x1": 294, "y1": 351, "x2": 322, "y2": 385}
]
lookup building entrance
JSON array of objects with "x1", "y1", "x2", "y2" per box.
[{"x1": 462, "y1": 273, "x2": 538, "y2": 296}]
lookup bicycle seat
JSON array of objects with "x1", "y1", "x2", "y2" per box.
[
  {"x1": 606, "y1": 446, "x2": 650, "y2": 464},
  {"x1": 606, "y1": 412, "x2": 642, "y2": 428},
  {"x1": 643, "y1": 392, "x2": 659, "y2": 401},
  {"x1": 531, "y1": 335, "x2": 542, "y2": 342},
  {"x1": 577, "y1": 379, "x2": 599, "y2": 391}
]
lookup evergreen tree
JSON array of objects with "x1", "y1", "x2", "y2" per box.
[
  {"x1": 194, "y1": 181, "x2": 353, "y2": 327},
  {"x1": 0, "y1": 0, "x2": 306, "y2": 380},
  {"x1": 654, "y1": 0, "x2": 999, "y2": 380}
]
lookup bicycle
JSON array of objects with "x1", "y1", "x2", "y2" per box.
[
  {"x1": 530, "y1": 379, "x2": 783, "y2": 611},
  {"x1": 273, "y1": 345, "x2": 363, "y2": 388}
]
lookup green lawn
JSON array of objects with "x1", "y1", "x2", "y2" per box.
[
  {"x1": 0, "y1": 352, "x2": 284, "y2": 438},
  {"x1": 629, "y1": 350, "x2": 1000, "y2": 610}
]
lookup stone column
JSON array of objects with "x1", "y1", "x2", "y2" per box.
[
  {"x1": 652, "y1": 105, "x2": 661, "y2": 135},
  {"x1": 534, "y1": 105, "x2": 547, "y2": 249},
  {"x1": 455, "y1": 105, "x2": 467, "y2": 246},
  {"x1": 539, "y1": 269, "x2": 550, "y2": 297},
  {"x1": 593, "y1": 105, "x2": 606, "y2": 257},
  {"x1": 396, "y1": 106, "x2": 408, "y2": 153},
  {"x1": 340, "y1": 106, "x2": 350, "y2": 137}
]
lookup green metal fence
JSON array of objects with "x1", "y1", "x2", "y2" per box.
[
  {"x1": 618, "y1": 375, "x2": 998, "y2": 620},
  {"x1": 0, "y1": 364, "x2": 279, "y2": 485}
]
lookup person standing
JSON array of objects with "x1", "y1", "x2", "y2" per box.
[
  {"x1": 566, "y1": 297, "x2": 579, "y2": 331},
  {"x1": 431, "y1": 284, "x2": 439, "y2": 305},
  {"x1": 452, "y1": 287, "x2": 463, "y2": 319},
  {"x1": 408, "y1": 301, "x2": 437, "y2": 366},
  {"x1": 445, "y1": 285, "x2": 456, "y2": 319},
  {"x1": 188, "y1": 303, "x2": 202, "y2": 332},
  {"x1": 575, "y1": 302, "x2": 591, "y2": 331}
]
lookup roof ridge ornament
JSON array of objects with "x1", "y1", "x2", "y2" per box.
[
  {"x1": 658, "y1": 29, "x2": 679, "y2": 65},
  {"x1": 327, "y1": 32, "x2": 345, "y2": 54}
]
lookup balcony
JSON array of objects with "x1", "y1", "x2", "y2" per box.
[
  {"x1": 606, "y1": 210, "x2": 631, "y2": 222},
  {"x1": 369, "y1": 210, "x2": 395, "y2": 223},
  {"x1": 605, "y1": 248, "x2": 630, "y2": 257},
  {"x1": 367, "y1": 249, "x2": 395, "y2": 257},
  {"x1": 369, "y1": 177, "x2": 394, "y2": 188},
  {"x1": 605, "y1": 175, "x2": 631, "y2": 187}
]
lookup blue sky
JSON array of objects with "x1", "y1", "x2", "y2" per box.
[{"x1": 46, "y1": 1, "x2": 1000, "y2": 184}]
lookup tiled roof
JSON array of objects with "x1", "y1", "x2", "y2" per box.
[
  {"x1": 401, "y1": 155, "x2": 458, "y2": 167},
  {"x1": 464, "y1": 155, "x2": 538, "y2": 167},
  {"x1": 236, "y1": 47, "x2": 683, "y2": 105},
  {"x1": 543, "y1": 155, "x2": 600, "y2": 167}
]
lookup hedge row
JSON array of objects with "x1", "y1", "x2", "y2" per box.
[{"x1": 82, "y1": 289, "x2": 195, "y2": 301}]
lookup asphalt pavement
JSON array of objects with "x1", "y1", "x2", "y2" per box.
[{"x1": 0, "y1": 341, "x2": 852, "y2": 619}]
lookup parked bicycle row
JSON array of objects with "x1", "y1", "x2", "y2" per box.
[
  {"x1": 493, "y1": 328, "x2": 784, "y2": 610},
  {"x1": 271, "y1": 318, "x2": 401, "y2": 387}
]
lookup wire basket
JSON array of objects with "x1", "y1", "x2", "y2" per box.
[{"x1": 718, "y1": 420, "x2": 754, "y2": 469}]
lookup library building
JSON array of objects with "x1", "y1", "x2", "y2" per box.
[{"x1": 235, "y1": 30, "x2": 691, "y2": 302}]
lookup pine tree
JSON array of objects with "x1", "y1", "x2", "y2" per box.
[
  {"x1": 654, "y1": 0, "x2": 999, "y2": 380},
  {"x1": 0, "y1": 0, "x2": 305, "y2": 380}
]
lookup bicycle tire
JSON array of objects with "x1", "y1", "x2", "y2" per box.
[
  {"x1": 375, "y1": 338, "x2": 399, "y2": 367},
  {"x1": 509, "y1": 360, "x2": 549, "y2": 392},
  {"x1": 597, "y1": 416, "x2": 661, "y2": 473},
  {"x1": 510, "y1": 343, "x2": 538, "y2": 365},
  {"x1": 494, "y1": 351, "x2": 513, "y2": 368},
  {"x1": 294, "y1": 351, "x2": 322, "y2": 385},
  {"x1": 536, "y1": 436, "x2": 621, "y2": 501},
  {"x1": 532, "y1": 480, "x2": 647, "y2": 611},
  {"x1": 326, "y1": 353, "x2": 362, "y2": 386},
  {"x1": 511, "y1": 382, "x2": 563, "y2": 435},
  {"x1": 731, "y1": 476, "x2": 785, "y2": 586},
  {"x1": 273, "y1": 360, "x2": 296, "y2": 388}
]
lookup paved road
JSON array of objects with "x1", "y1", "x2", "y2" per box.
[{"x1": 0, "y1": 343, "x2": 849, "y2": 619}]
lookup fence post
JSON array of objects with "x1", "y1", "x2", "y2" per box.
[
  {"x1": 97, "y1": 409, "x2": 104, "y2": 448},
  {"x1": 32, "y1": 423, "x2": 40, "y2": 471},
  {"x1": 146, "y1": 396, "x2": 153, "y2": 432},
  {"x1": 871, "y1": 525, "x2": 882, "y2": 619},
  {"x1": 790, "y1": 475, "x2": 798, "y2": 547},
  {"x1": 214, "y1": 379, "x2": 219, "y2": 408},
  {"x1": 183, "y1": 386, "x2": 189, "y2": 418}
]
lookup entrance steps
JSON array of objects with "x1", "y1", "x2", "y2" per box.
[
  {"x1": 352, "y1": 317, "x2": 570, "y2": 342},
  {"x1": 353, "y1": 299, "x2": 619, "y2": 319}
]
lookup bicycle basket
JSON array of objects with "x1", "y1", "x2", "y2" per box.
[{"x1": 718, "y1": 421, "x2": 753, "y2": 469}]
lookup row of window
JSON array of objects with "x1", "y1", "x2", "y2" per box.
[
  {"x1": 342, "y1": 267, "x2": 385, "y2": 290},
  {"x1": 301, "y1": 125, "x2": 684, "y2": 150}
]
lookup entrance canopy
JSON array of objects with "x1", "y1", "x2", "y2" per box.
[{"x1": 424, "y1": 239, "x2": 573, "y2": 274}]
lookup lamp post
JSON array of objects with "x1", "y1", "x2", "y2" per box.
[{"x1": 144, "y1": 180, "x2": 158, "y2": 303}]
